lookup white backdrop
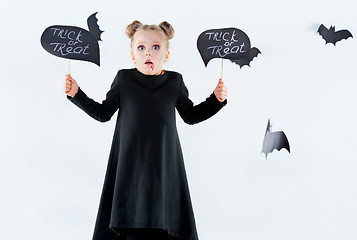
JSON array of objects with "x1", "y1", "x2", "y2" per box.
[{"x1": 1, "y1": 0, "x2": 357, "y2": 239}]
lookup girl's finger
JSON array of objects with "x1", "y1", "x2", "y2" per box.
[{"x1": 65, "y1": 74, "x2": 72, "y2": 81}]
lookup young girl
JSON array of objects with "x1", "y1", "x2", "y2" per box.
[{"x1": 63, "y1": 21, "x2": 228, "y2": 240}]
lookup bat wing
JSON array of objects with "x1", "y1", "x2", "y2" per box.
[
  {"x1": 262, "y1": 130, "x2": 290, "y2": 158},
  {"x1": 271, "y1": 131, "x2": 290, "y2": 152},
  {"x1": 335, "y1": 29, "x2": 353, "y2": 43},
  {"x1": 230, "y1": 47, "x2": 261, "y2": 68},
  {"x1": 87, "y1": 12, "x2": 104, "y2": 41},
  {"x1": 262, "y1": 131, "x2": 274, "y2": 158},
  {"x1": 317, "y1": 24, "x2": 329, "y2": 39}
]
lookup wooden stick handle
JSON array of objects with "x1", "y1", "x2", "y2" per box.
[{"x1": 221, "y1": 58, "x2": 223, "y2": 80}]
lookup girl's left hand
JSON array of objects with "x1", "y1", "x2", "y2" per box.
[{"x1": 214, "y1": 78, "x2": 228, "y2": 102}]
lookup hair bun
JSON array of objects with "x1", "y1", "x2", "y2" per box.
[
  {"x1": 126, "y1": 20, "x2": 143, "y2": 39},
  {"x1": 159, "y1": 21, "x2": 174, "y2": 40}
]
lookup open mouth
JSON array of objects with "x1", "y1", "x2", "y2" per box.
[{"x1": 145, "y1": 60, "x2": 154, "y2": 70}]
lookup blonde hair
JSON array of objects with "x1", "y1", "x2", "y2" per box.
[{"x1": 126, "y1": 20, "x2": 174, "y2": 48}]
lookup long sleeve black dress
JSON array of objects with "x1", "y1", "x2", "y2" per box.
[{"x1": 68, "y1": 68, "x2": 227, "y2": 240}]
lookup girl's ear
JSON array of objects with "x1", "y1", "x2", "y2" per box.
[
  {"x1": 131, "y1": 52, "x2": 136, "y2": 63},
  {"x1": 164, "y1": 51, "x2": 170, "y2": 62}
]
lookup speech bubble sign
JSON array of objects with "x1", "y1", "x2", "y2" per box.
[
  {"x1": 40, "y1": 13, "x2": 103, "y2": 66},
  {"x1": 197, "y1": 27, "x2": 251, "y2": 67},
  {"x1": 41, "y1": 25, "x2": 100, "y2": 66}
]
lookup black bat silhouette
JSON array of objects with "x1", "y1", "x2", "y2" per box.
[
  {"x1": 41, "y1": 12, "x2": 103, "y2": 66},
  {"x1": 230, "y1": 47, "x2": 261, "y2": 68},
  {"x1": 317, "y1": 24, "x2": 353, "y2": 45},
  {"x1": 262, "y1": 119, "x2": 290, "y2": 159},
  {"x1": 87, "y1": 12, "x2": 104, "y2": 41}
]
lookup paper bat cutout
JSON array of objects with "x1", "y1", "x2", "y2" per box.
[
  {"x1": 262, "y1": 119, "x2": 290, "y2": 159},
  {"x1": 41, "y1": 12, "x2": 103, "y2": 66},
  {"x1": 230, "y1": 47, "x2": 261, "y2": 68},
  {"x1": 317, "y1": 24, "x2": 353, "y2": 45}
]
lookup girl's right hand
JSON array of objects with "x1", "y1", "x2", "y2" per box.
[
  {"x1": 63, "y1": 74, "x2": 78, "y2": 98},
  {"x1": 214, "y1": 78, "x2": 228, "y2": 102}
]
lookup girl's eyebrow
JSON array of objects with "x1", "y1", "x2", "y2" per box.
[{"x1": 136, "y1": 41, "x2": 161, "y2": 45}]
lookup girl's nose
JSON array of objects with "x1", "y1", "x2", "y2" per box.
[{"x1": 145, "y1": 49, "x2": 152, "y2": 56}]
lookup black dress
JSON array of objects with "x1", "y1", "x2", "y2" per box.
[{"x1": 68, "y1": 68, "x2": 227, "y2": 240}]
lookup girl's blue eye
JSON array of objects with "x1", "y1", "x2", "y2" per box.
[
  {"x1": 138, "y1": 45, "x2": 145, "y2": 51},
  {"x1": 153, "y1": 45, "x2": 160, "y2": 50}
]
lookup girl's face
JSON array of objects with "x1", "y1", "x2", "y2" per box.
[{"x1": 131, "y1": 30, "x2": 170, "y2": 75}]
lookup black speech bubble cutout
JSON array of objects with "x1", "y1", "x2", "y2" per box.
[
  {"x1": 197, "y1": 27, "x2": 251, "y2": 67},
  {"x1": 40, "y1": 12, "x2": 103, "y2": 66}
]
